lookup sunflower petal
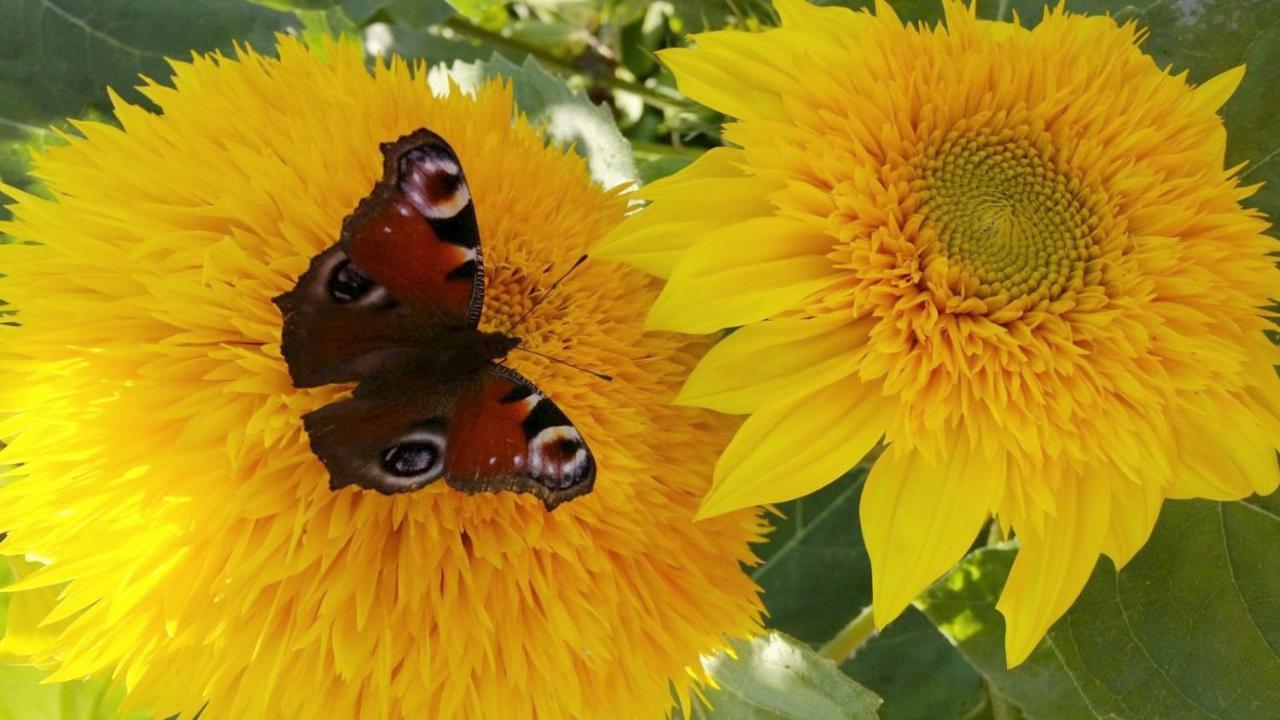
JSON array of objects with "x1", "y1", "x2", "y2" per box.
[
  {"x1": 593, "y1": 148, "x2": 774, "y2": 278},
  {"x1": 861, "y1": 441, "x2": 999, "y2": 627},
  {"x1": 1100, "y1": 475, "x2": 1164, "y2": 570},
  {"x1": 998, "y1": 473, "x2": 1110, "y2": 667},
  {"x1": 647, "y1": 217, "x2": 838, "y2": 333},
  {"x1": 697, "y1": 375, "x2": 894, "y2": 519},
  {"x1": 677, "y1": 316, "x2": 872, "y2": 414},
  {"x1": 1190, "y1": 64, "x2": 1246, "y2": 114}
]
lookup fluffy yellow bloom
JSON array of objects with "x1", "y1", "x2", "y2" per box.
[
  {"x1": 597, "y1": 0, "x2": 1280, "y2": 665},
  {"x1": 0, "y1": 39, "x2": 766, "y2": 718}
]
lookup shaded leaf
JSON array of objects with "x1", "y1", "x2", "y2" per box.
[
  {"x1": 385, "y1": 0, "x2": 454, "y2": 28},
  {"x1": 699, "y1": 632, "x2": 882, "y2": 720},
  {"x1": 753, "y1": 468, "x2": 873, "y2": 644},
  {"x1": 920, "y1": 548, "x2": 1095, "y2": 720},
  {"x1": 756, "y1": 465, "x2": 984, "y2": 719},
  {"x1": 0, "y1": 0, "x2": 293, "y2": 125},
  {"x1": 841, "y1": 609, "x2": 984, "y2": 720},
  {"x1": 922, "y1": 495, "x2": 1280, "y2": 719}
]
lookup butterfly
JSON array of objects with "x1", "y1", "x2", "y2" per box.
[{"x1": 274, "y1": 128, "x2": 597, "y2": 510}]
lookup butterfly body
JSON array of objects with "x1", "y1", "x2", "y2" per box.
[{"x1": 274, "y1": 129, "x2": 596, "y2": 509}]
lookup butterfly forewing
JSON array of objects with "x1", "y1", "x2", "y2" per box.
[{"x1": 341, "y1": 128, "x2": 484, "y2": 328}]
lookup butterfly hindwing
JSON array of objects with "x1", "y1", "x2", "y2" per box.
[
  {"x1": 302, "y1": 366, "x2": 454, "y2": 494},
  {"x1": 446, "y1": 366, "x2": 596, "y2": 509},
  {"x1": 301, "y1": 365, "x2": 595, "y2": 508}
]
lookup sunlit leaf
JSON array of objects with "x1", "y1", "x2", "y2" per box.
[
  {"x1": 440, "y1": 54, "x2": 637, "y2": 187},
  {"x1": 697, "y1": 632, "x2": 882, "y2": 720}
]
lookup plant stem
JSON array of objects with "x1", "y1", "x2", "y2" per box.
[
  {"x1": 629, "y1": 140, "x2": 704, "y2": 159},
  {"x1": 441, "y1": 16, "x2": 696, "y2": 114},
  {"x1": 817, "y1": 604, "x2": 877, "y2": 663}
]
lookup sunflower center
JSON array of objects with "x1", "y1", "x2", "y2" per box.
[{"x1": 914, "y1": 128, "x2": 1097, "y2": 305}]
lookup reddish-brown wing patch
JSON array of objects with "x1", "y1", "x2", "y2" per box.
[
  {"x1": 341, "y1": 128, "x2": 484, "y2": 328},
  {"x1": 445, "y1": 366, "x2": 596, "y2": 509}
]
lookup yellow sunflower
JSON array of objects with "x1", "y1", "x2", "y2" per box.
[
  {"x1": 597, "y1": 0, "x2": 1280, "y2": 665},
  {"x1": 0, "y1": 38, "x2": 766, "y2": 718}
]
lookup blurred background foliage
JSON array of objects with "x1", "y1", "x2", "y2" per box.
[{"x1": 0, "y1": 1, "x2": 1278, "y2": 719}]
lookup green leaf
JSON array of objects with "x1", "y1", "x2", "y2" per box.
[
  {"x1": 0, "y1": 664, "x2": 150, "y2": 720},
  {"x1": 385, "y1": 0, "x2": 454, "y2": 28},
  {"x1": 920, "y1": 548, "x2": 1095, "y2": 720},
  {"x1": 440, "y1": 54, "x2": 637, "y2": 187},
  {"x1": 0, "y1": 0, "x2": 294, "y2": 127},
  {"x1": 841, "y1": 609, "x2": 984, "y2": 720},
  {"x1": 245, "y1": 0, "x2": 342, "y2": 10},
  {"x1": 444, "y1": 0, "x2": 505, "y2": 29},
  {"x1": 922, "y1": 495, "x2": 1280, "y2": 720},
  {"x1": 754, "y1": 466, "x2": 984, "y2": 719},
  {"x1": 698, "y1": 632, "x2": 882, "y2": 720},
  {"x1": 753, "y1": 469, "x2": 873, "y2": 644}
]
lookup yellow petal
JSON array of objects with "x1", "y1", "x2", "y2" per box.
[
  {"x1": 861, "y1": 441, "x2": 999, "y2": 627},
  {"x1": 677, "y1": 315, "x2": 872, "y2": 414},
  {"x1": 657, "y1": 29, "x2": 800, "y2": 122},
  {"x1": 1167, "y1": 402, "x2": 1279, "y2": 500},
  {"x1": 1100, "y1": 475, "x2": 1164, "y2": 570},
  {"x1": 998, "y1": 473, "x2": 1110, "y2": 667},
  {"x1": 647, "y1": 216, "x2": 838, "y2": 333},
  {"x1": 594, "y1": 149, "x2": 774, "y2": 278},
  {"x1": 697, "y1": 375, "x2": 894, "y2": 518},
  {"x1": 1190, "y1": 64, "x2": 1246, "y2": 114},
  {"x1": 772, "y1": 0, "x2": 867, "y2": 46}
]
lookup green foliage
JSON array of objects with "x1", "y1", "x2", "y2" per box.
[
  {"x1": 754, "y1": 467, "x2": 986, "y2": 718},
  {"x1": 0, "y1": 0, "x2": 292, "y2": 124},
  {"x1": 695, "y1": 632, "x2": 882, "y2": 720},
  {"x1": 0, "y1": 666, "x2": 148, "y2": 720},
  {"x1": 0, "y1": 562, "x2": 147, "y2": 720},
  {"x1": 445, "y1": 54, "x2": 638, "y2": 186},
  {"x1": 923, "y1": 495, "x2": 1280, "y2": 719}
]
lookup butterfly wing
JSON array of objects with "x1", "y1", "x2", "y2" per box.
[
  {"x1": 340, "y1": 128, "x2": 484, "y2": 328},
  {"x1": 274, "y1": 129, "x2": 485, "y2": 387},
  {"x1": 303, "y1": 365, "x2": 595, "y2": 507},
  {"x1": 280, "y1": 129, "x2": 596, "y2": 509},
  {"x1": 445, "y1": 366, "x2": 596, "y2": 509},
  {"x1": 301, "y1": 366, "x2": 455, "y2": 494}
]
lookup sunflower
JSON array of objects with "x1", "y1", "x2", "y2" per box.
[
  {"x1": 597, "y1": 0, "x2": 1280, "y2": 665},
  {"x1": 0, "y1": 38, "x2": 766, "y2": 718}
]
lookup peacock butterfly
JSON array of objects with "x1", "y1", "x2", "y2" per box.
[{"x1": 274, "y1": 128, "x2": 597, "y2": 509}]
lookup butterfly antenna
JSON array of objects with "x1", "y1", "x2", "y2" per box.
[
  {"x1": 507, "y1": 254, "x2": 589, "y2": 335},
  {"x1": 512, "y1": 346, "x2": 613, "y2": 382}
]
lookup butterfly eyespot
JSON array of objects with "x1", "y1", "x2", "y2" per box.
[
  {"x1": 328, "y1": 260, "x2": 375, "y2": 303},
  {"x1": 376, "y1": 422, "x2": 448, "y2": 484},
  {"x1": 381, "y1": 440, "x2": 442, "y2": 478}
]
